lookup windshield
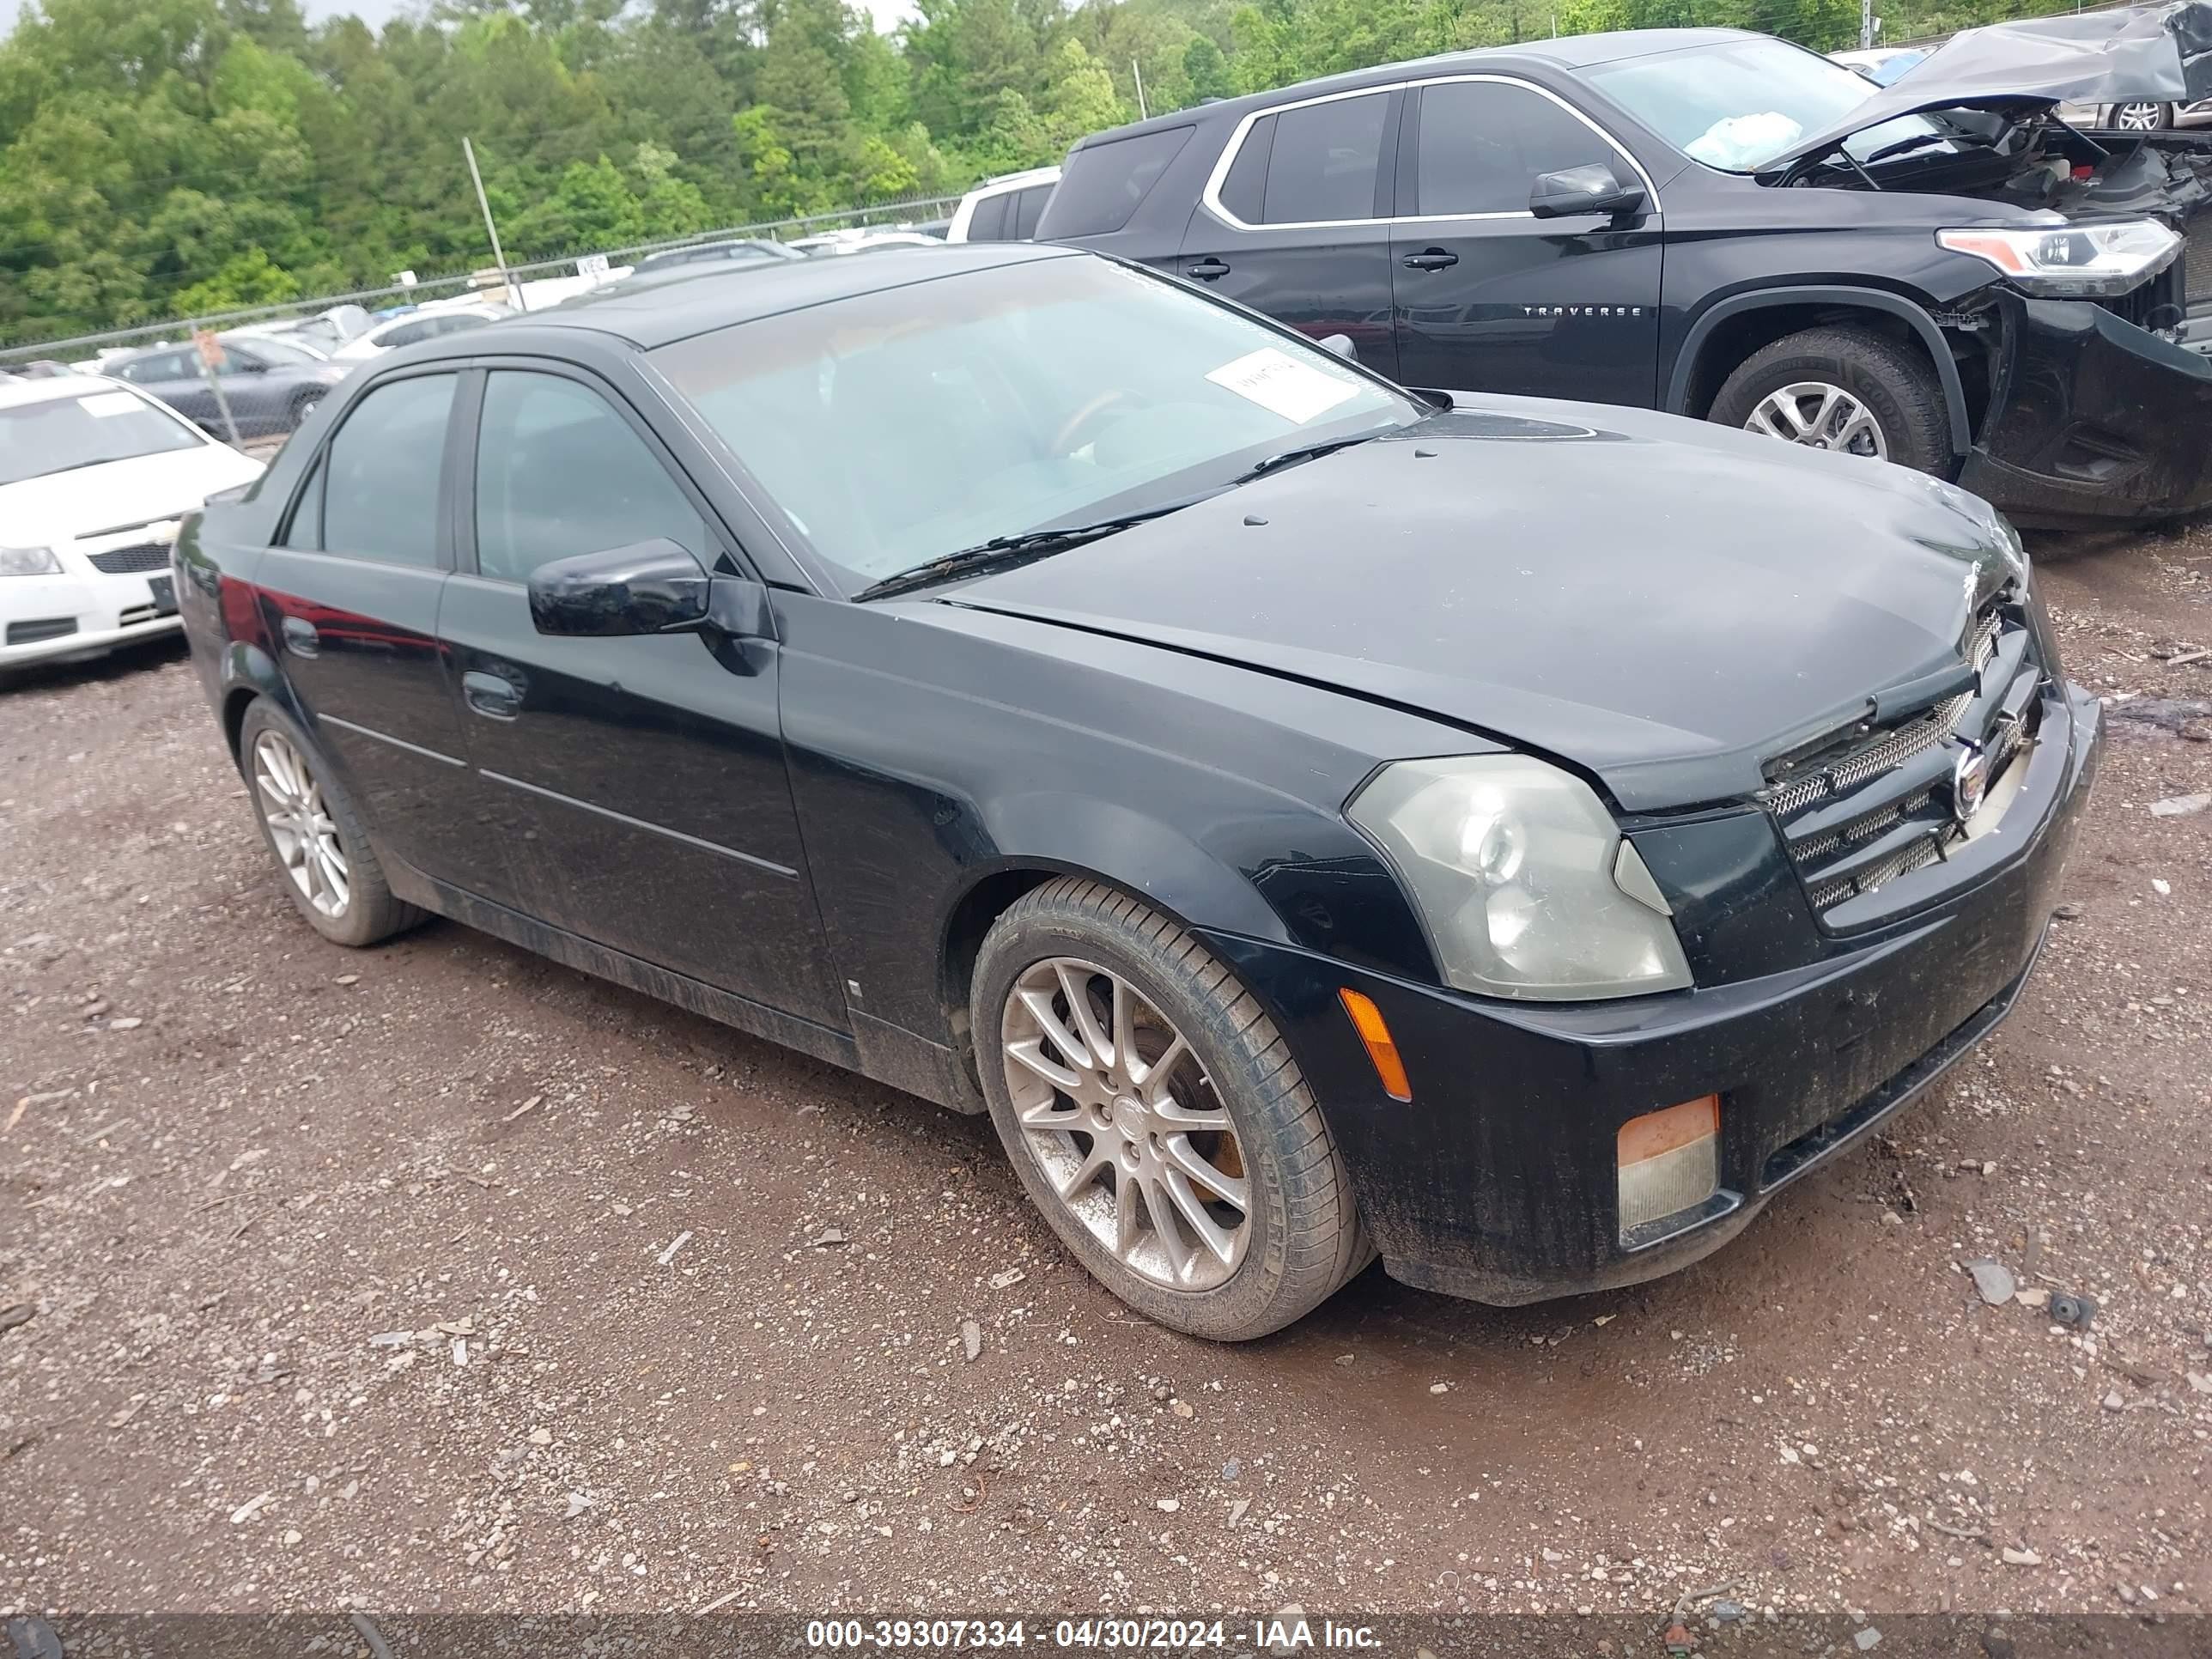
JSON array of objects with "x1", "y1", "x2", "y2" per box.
[
  {"x1": 238, "y1": 335, "x2": 321, "y2": 366},
  {"x1": 0, "y1": 388, "x2": 203, "y2": 486},
  {"x1": 1587, "y1": 37, "x2": 1951, "y2": 171},
  {"x1": 653, "y1": 253, "x2": 1420, "y2": 587}
]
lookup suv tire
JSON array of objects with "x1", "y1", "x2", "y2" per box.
[
  {"x1": 1711, "y1": 324, "x2": 1952, "y2": 478},
  {"x1": 972, "y1": 877, "x2": 1372, "y2": 1340},
  {"x1": 239, "y1": 699, "x2": 425, "y2": 949}
]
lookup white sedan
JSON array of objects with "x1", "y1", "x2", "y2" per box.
[
  {"x1": 2, "y1": 376, "x2": 263, "y2": 673},
  {"x1": 331, "y1": 303, "x2": 510, "y2": 363}
]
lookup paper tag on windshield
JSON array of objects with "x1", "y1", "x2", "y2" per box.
[
  {"x1": 1206, "y1": 347, "x2": 1360, "y2": 426},
  {"x1": 80, "y1": 391, "x2": 143, "y2": 418}
]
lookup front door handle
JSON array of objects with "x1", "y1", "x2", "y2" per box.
[
  {"x1": 1186, "y1": 258, "x2": 1231, "y2": 281},
  {"x1": 461, "y1": 669, "x2": 524, "y2": 721},
  {"x1": 1401, "y1": 248, "x2": 1460, "y2": 271},
  {"x1": 281, "y1": 616, "x2": 319, "y2": 658}
]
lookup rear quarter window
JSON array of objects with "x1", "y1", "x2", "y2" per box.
[{"x1": 1036, "y1": 126, "x2": 1194, "y2": 238}]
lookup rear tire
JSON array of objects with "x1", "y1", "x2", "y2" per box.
[
  {"x1": 972, "y1": 877, "x2": 1370, "y2": 1341},
  {"x1": 1709, "y1": 324, "x2": 1952, "y2": 479},
  {"x1": 2109, "y1": 100, "x2": 2172, "y2": 131},
  {"x1": 287, "y1": 389, "x2": 322, "y2": 431},
  {"x1": 238, "y1": 699, "x2": 424, "y2": 949}
]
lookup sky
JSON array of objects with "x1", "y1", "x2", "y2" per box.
[{"x1": 2, "y1": 0, "x2": 920, "y2": 38}]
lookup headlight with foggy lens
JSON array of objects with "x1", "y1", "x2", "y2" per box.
[
  {"x1": 1347, "y1": 755, "x2": 1693, "y2": 1000},
  {"x1": 0, "y1": 546, "x2": 64, "y2": 577}
]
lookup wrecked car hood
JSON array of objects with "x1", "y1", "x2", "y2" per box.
[
  {"x1": 937, "y1": 398, "x2": 2020, "y2": 813},
  {"x1": 1772, "y1": 0, "x2": 2212, "y2": 168}
]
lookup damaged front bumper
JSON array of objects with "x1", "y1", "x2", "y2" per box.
[
  {"x1": 1962, "y1": 289, "x2": 2212, "y2": 526},
  {"x1": 1199, "y1": 684, "x2": 2099, "y2": 1307}
]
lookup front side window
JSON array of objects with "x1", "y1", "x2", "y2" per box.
[
  {"x1": 322, "y1": 374, "x2": 456, "y2": 568},
  {"x1": 1414, "y1": 82, "x2": 1620, "y2": 216},
  {"x1": 0, "y1": 389, "x2": 203, "y2": 486},
  {"x1": 1011, "y1": 185, "x2": 1053, "y2": 239},
  {"x1": 473, "y1": 372, "x2": 708, "y2": 584},
  {"x1": 653, "y1": 253, "x2": 1420, "y2": 588},
  {"x1": 1583, "y1": 37, "x2": 1949, "y2": 172},
  {"x1": 1262, "y1": 93, "x2": 1390, "y2": 224}
]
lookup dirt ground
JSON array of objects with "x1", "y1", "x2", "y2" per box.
[{"x1": 2, "y1": 521, "x2": 2207, "y2": 1627}]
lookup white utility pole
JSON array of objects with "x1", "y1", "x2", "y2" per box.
[
  {"x1": 463, "y1": 137, "x2": 527, "y2": 314},
  {"x1": 1861, "y1": 0, "x2": 1876, "y2": 49},
  {"x1": 1132, "y1": 57, "x2": 1149, "y2": 121}
]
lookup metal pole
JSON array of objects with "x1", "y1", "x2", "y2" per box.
[
  {"x1": 194, "y1": 328, "x2": 242, "y2": 447},
  {"x1": 464, "y1": 137, "x2": 527, "y2": 314},
  {"x1": 1861, "y1": 0, "x2": 1875, "y2": 49},
  {"x1": 1132, "y1": 57, "x2": 1149, "y2": 121}
]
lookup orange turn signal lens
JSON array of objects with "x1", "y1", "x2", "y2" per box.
[
  {"x1": 1338, "y1": 988, "x2": 1412, "y2": 1103},
  {"x1": 1616, "y1": 1095, "x2": 1722, "y2": 1236}
]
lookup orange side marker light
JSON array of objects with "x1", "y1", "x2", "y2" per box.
[{"x1": 1338, "y1": 988, "x2": 1412, "y2": 1103}]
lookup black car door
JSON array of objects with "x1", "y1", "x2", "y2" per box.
[
  {"x1": 252, "y1": 368, "x2": 495, "y2": 893},
  {"x1": 435, "y1": 362, "x2": 843, "y2": 1025},
  {"x1": 131, "y1": 351, "x2": 215, "y2": 428},
  {"x1": 1177, "y1": 88, "x2": 1403, "y2": 377},
  {"x1": 1389, "y1": 76, "x2": 1663, "y2": 404}
]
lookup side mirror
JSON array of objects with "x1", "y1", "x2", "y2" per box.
[
  {"x1": 1315, "y1": 332, "x2": 1359, "y2": 363},
  {"x1": 1529, "y1": 161, "x2": 1646, "y2": 222},
  {"x1": 529, "y1": 538, "x2": 709, "y2": 637}
]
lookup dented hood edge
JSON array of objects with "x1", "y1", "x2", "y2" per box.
[{"x1": 1769, "y1": 0, "x2": 2212, "y2": 170}]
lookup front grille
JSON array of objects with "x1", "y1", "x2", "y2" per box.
[
  {"x1": 2187, "y1": 211, "x2": 2212, "y2": 307},
  {"x1": 86, "y1": 542, "x2": 170, "y2": 574},
  {"x1": 1763, "y1": 596, "x2": 2043, "y2": 919},
  {"x1": 6, "y1": 617, "x2": 77, "y2": 646}
]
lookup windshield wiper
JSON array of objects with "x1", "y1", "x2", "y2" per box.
[
  {"x1": 852, "y1": 493, "x2": 1221, "y2": 602},
  {"x1": 1229, "y1": 424, "x2": 1401, "y2": 486},
  {"x1": 1861, "y1": 131, "x2": 1949, "y2": 165}
]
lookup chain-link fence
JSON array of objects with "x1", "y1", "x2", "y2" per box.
[{"x1": 0, "y1": 192, "x2": 965, "y2": 447}]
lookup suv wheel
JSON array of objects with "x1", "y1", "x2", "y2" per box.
[
  {"x1": 972, "y1": 878, "x2": 1371, "y2": 1340},
  {"x1": 2111, "y1": 100, "x2": 2172, "y2": 131},
  {"x1": 1710, "y1": 325, "x2": 1950, "y2": 477},
  {"x1": 240, "y1": 700, "x2": 424, "y2": 948}
]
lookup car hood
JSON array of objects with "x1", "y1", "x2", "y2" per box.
[
  {"x1": 0, "y1": 443, "x2": 264, "y2": 548},
  {"x1": 940, "y1": 399, "x2": 2021, "y2": 812},
  {"x1": 1773, "y1": 0, "x2": 2212, "y2": 167}
]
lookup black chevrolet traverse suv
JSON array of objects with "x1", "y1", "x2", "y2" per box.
[{"x1": 1039, "y1": 23, "x2": 2212, "y2": 526}]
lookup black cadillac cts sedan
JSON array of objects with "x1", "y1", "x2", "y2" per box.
[{"x1": 176, "y1": 244, "x2": 2098, "y2": 1340}]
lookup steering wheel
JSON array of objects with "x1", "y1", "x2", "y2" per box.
[{"x1": 1053, "y1": 389, "x2": 1136, "y2": 455}]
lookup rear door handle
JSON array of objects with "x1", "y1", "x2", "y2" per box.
[
  {"x1": 281, "y1": 616, "x2": 319, "y2": 658},
  {"x1": 1401, "y1": 249, "x2": 1460, "y2": 271},
  {"x1": 461, "y1": 670, "x2": 523, "y2": 721},
  {"x1": 1186, "y1": 258, "x2": 1231, "y2": 281}
]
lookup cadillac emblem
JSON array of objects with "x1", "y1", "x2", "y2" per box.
[{"x1": 1952, "y1": 744, "x2": 1990, "y2": 823}]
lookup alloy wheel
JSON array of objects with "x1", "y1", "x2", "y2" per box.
[
  {"x1": 2113, "y1": 100, "x2": 2168, "y2": 131},
  {"x1": 252, "y1": 730, "x2": 349, "y2": 918},
  {"x1": 999, "y1": 957, "x2": 1250, "y2": 1291},
  {"x1": 1743, "y1": 381, "x2": 1889, "y2": 459}
]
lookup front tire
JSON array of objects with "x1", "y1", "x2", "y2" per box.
[
  {"x1": 1709, "y1": 324, "x2": 1952, "y2": 478},
  {"x1": 972, "y1": 878, "x2": 1369, "y2": 1341},
  {"x1": 239, "y1": 700, "x2": 423, "y2": 948}
]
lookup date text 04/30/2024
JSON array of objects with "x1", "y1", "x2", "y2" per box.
[{"x1": 803, "y1": 1619, "x2": 1383, "y2": 1650}]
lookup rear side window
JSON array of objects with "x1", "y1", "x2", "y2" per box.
[
  {"x1": 1414, "y1": 81, "x2": 1620, "y2": 216},
  {"x1": 281, "y1": 457, "x2": 326, "y2": 550},
  {"x1": 1037, "y1": 125, "x2": 1194, "y2": 237},
  {"x1": 473, "y1": 371, "x2": 708, "y2": 584},
  {"x1": 1262, "y1": 93, "x2": 1390, "y2": 224},
  {"x1": 322, "y1": 374, "x2": 456, "y2": 568},
  {"x1": 383, "y1": 319, "x2": 434, "y2": 348},
  {"x1": 1011, "y1": 184, "x2": 1053, "y2": 238},
  {"x1": 967, "y1": 191, "x2": 1012, "y2": 241}
]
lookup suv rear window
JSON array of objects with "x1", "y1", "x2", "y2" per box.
[{"x1": 1036, "y1": 126, "x2": 1193, "y2": 238}]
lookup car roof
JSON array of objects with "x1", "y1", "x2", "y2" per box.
[
  {"x1": 433, "y1": 240, "x2": 1075, "y2": 353},
  {"x1": 967, "y1": 166, "x2": 1062, "y2": 195},
  {"x1": 1069, "y1": 28, "x2": 1759, "y2": 146},
  {"x1": 0, "y1": 372, "x2": 132, "y2": 410}
]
